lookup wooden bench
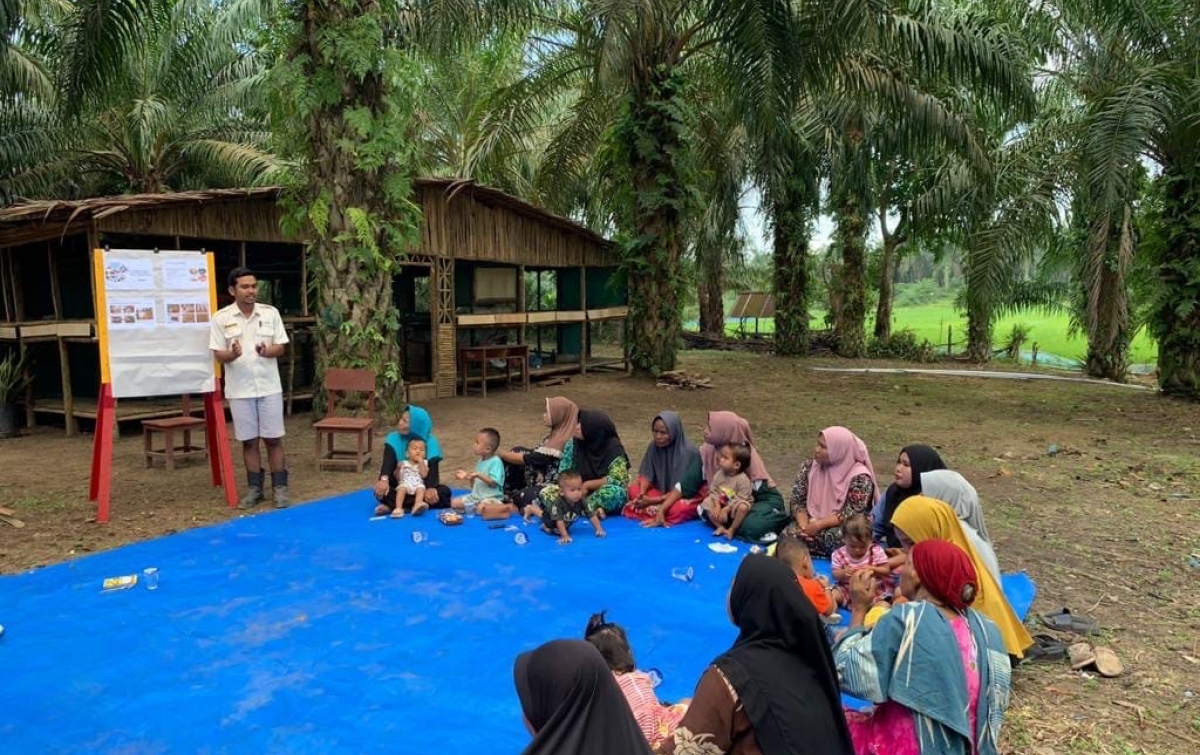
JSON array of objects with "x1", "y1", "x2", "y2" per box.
[{"x1": 458, "y1": 344, "x2": 530, "y2": 397}]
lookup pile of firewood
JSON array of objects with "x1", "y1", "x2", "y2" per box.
[{"x1": 656, "y1": 370, "x2": 714, "y2": 390}]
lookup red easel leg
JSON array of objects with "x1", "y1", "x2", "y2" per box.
[
  {"x1": 94, "y1": 384, "x2": 116, "y2": 523},
  {"x1": 207, "y1": 387, "x2": 238, "y2": 508},
  {"x1": 88, "y1": 386, "x2": 105, "y2": 501}
]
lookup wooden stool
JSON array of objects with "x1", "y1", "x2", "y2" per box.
[{"x1": 142, "y1": 395, "x2": 207, "y2": 470}]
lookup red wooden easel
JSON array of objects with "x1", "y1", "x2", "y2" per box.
[{"x1": 88, "y1": 381, "x2": 237, "y2": 523}]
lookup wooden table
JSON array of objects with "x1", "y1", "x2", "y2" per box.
[{"x1": 458, "y1": 344, "x2": 530, "y2": 397}]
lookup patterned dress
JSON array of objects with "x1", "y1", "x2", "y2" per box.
[
  {"x1": 782, "y1": 459, "x2": 876, "y2": 558},
  {"x1": 539, "y1": 439, "x2": 630, "y2": 515}
]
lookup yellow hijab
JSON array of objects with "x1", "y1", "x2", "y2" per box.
[{"x1": 892, "y1": 496, "x2": 1034, "y2": 658}]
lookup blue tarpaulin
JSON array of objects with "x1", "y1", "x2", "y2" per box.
[{"x1": 0, "y1": 490, "x2": 1036, "y2": 755}]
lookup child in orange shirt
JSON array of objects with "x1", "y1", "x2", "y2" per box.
[{"x1": 774, "y1": 536, "x2": 839, "y2": 621}]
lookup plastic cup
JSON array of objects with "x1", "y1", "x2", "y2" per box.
[
  {"x1": 464, "y1": 501, "x2": 477, "y2": 518},
  {"x1": 411, "y1": 531, "x2": 428, "y2": 544},
  {"x1": 646, "y1": 668, "x2": 664, "y2": 688},
  {"x1": 670, "y1": 566, "x2": 694, "y2": 583},
  {"x1": 142, "y1": 567, "x2": 159, "y2": 590},
  {"x1": 514, "y1": 532, "x2": 529, "y2": 546}
]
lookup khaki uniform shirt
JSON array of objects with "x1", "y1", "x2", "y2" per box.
[{"x1": 209, "y1": 303, "x2": 289, "y2": 399}]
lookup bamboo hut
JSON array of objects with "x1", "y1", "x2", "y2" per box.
[{"x1": 0, "y1": 181, "x2": 628, "y2": 434}]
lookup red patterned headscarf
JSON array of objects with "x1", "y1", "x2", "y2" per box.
[{"x1": 910, "y1": 539, "x2": 978, "y2": 611}]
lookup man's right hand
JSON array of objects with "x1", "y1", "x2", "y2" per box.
[{"x1": 229, "y1": 341, "x2": 243, "y2": 360}]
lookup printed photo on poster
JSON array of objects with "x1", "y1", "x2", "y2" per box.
[
  {"x1": 103, "y1": 256, "x2": 155, "y2": 290},
  {"x1": 165, "y1": 300, "x2": 211, "y2": 326},
  {"x1": 162, "y1": 258, "x2": 209, "y2": 290},
  {"x1": 107, "y1": 299, "x2": 158, "y2": 329}
]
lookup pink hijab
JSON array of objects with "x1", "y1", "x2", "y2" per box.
[
  {"x1": 700, "y1": 411, "x2": 773, "y2": 486},
  {"x1": 805, "y1": 426, "x2": 877, "y2": 519}
]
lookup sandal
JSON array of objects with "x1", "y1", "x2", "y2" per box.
[
  {"x1": 390, "y1": 507, "x2": 405, "y2": 519},
  {"x1": 412, "y1": 501, "x2": 429, "y2": 516},
  {"x1": 1092, "y1": 647, "x2": 1123, "y2": 677},
  {"x1": 1024, "y1": 634, "x2": 1070, "y2": 663},
  {"x1": 373, "y1": 504, "x2": 389, "y2": 517},
  {"x1": 1040, "y1": 608, "x2": 1100, "y2": 635},
  {"x1": 1067, "y1": 642, "x2": 1096, "y2": 670}
]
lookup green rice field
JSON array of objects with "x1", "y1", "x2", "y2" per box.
[{"x1": 696, "y1": 303, "x2": 1159, "y2": 366}]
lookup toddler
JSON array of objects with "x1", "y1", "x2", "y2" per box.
[
  {"x1": 775, "y1": 536, "x2": 839, "y2": 621},
  {"x1": 453, "y1": 428, "x2": 505, "y2": 510},
  {"x1": 699, "y1": 443, "x2": 753, "y2": 540},
  {"x1": 390, "y1": 438, "x2": 429, "y2": 518},
  {"x1": 584, "y1": 611, "x2": 686, "y2": 748},
  {"x1": 830, "y1": 514, "x2": 892, "y2": 606},
  {"x1": 528, "y1": 470, "x2": 602, "y2": 543}
]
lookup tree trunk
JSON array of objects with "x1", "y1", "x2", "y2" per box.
[
  {"x1": 834, "y1": 194, "x2": 867, "y2": 358},
  {"x1": 697, "y1": 250, "x2": 725, "y2": 336},
  {"x1": 1152, "y1": 167, "x2": 1200, "y2": 398},
  {"x1": 1083, "y1": 206, "x2": 1133, "y2": 381},
  {"x1": 873, "y1": 234, "x2": 900, "y2": 340},
  {"x1": 771, "y1": 186, "x2": 811, "y2": 356},
  {"x1": 623, "y1": 71, "x2": 687, "y2": 375},
  {"x1": 284, "y1": 0, "x2": 414, "y2": 416}
]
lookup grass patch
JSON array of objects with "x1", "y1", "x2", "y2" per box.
[{"x1": 699, "y1": 302, "x2": 1158, "y2": 365}]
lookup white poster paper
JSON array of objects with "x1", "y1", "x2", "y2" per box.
[
  {"x1": 98, "y1": 250, "x2": 217, "y2": 398},
  {"x1": 162, "y1": 258, "x2": 211, "y2": 290},
  {"x1": 102, "y1": 256, "x2": 155, "y2": 290}
]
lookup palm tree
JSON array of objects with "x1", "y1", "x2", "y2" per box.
[
  {"x1": 817, "y1": 1, "x2": 1032, "y2": 357},
  {"x1": 519, "y1": 0, "x2": 824, "y2": 374},
  {"x1": 1, "y1": 0, "x2": 277, "y2": 203},
  {"x1": 1051, "y1": 0, "x2": 1200, "y2": 393}
]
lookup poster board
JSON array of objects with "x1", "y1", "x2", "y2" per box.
[{"x1": 93, "y1": 249, "x2": 218, "y2": 398}]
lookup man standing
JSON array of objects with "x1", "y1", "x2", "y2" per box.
[{"x1": 210, "y1": 267, "x2": 291, "y2": 508}]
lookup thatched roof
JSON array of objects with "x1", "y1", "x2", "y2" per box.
[{"x1": 0, "y1": 179, "x2": 611, "y2": 249}]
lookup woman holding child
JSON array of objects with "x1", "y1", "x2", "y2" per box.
[
  {"x1": 699, "y1": 412, "x2": 789, "y2": 542},
  {"x1": 499, "y1": 397, "x2": 579, "y2": 508},
  {"x1": 372, "y1": 405, "x2": 451, "y2": 516},
  {"x1": 663, "y1": 555, "x2": 854, "y2": 755},
  {"x1": 783, "y1": 426, "x2": 877, "y2": 558},
  {"x1": 834, "y1": 539, "x2": 1013, "y2": 755},
  {"x1": 623, "y1": 411, "x2": 705, "y2": 527},
  {"x1": 541, "y1": 409, "x2": 630, "y2": 518}
]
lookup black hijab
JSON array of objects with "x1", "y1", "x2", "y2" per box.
[
  {"x1": 713, "y1": 556, "x2": 854, "y2": 755},
  {"x1": 880, "y1": 444, "x2": 946, "y2": 548},
  {"x1": 514, "y1": 639, "x2": 653, "y2": 755},
  {"x1": 575, "y1": 410, "x2": 627, "y2": 482}
]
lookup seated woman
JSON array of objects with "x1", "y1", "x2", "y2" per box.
[
  {"x1": 699, "y1": 412, "x2": 789, "y2": 542},
  {"x1": 872, "y1": 444, "x2": 946, "y2": 548},
  {"x1": 539, "y1": 409, "x2": 630, "y2": 528},
  {"x1": 920, "y1": 469, "x2": 992, "y2": 543},
  {"x1": 661, "y1": 555, "x2": 854, "y2": 755},
  {"x1": 372, "y1": 405, "x2": 451, "y2": 516},
  {"x1": 623, "y1": 411, "x2": 705, "y2": 528},
  {"x1": 783, "y1": 426, "x2": 877, "y2": 558},
  {"x1": 834, "y1": 539, "x2": 1013, "y2": 755},
  {"x1": 499, "y1": 396, "x2": 579, "y2": 508},
  {"x1": 892, "y1": 496, "x2": 1033, "y2": 659},
  {"x1": 514, "y1": 639, "x2": 653, "y2": 755}
]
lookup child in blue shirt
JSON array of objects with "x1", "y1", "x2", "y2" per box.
[{"x1": 453, "y1": 427, "x2": 505, "y2": 509}]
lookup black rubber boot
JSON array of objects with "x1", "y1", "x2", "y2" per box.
[
  {"x1": 271, "y1": 470, "x2": 290, "y2": 508},
  {"x1": 239, "y1": 470, "x2": 265, "y2": 509}
]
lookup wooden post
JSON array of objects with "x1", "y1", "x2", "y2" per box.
[
  {"x1": 947, "y1": 325, "x2": 952, "y2": 355},
  {"x1": 580, "y1": 266, "x2": 588, "y2": 374},
  {"x1": 238, "y1": 240, "x2": 247, "y2": 268},
  {"x1": 0, "y1": 248, "x2": 11, "y2": 322},
  {"x1": 286, "y1": 336, "x2": 296, "y2": 416},
  {"x1": 87, "y1": 224, "x2": 100, "y2": 318},
  {"x1": 300, "y1": 245, "x2": 309, "y2": 316},
  {"x1": 517, "y1": 263, "x2": 526, "y2": 352}
]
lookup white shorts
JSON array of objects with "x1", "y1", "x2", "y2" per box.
[{"x1": 229, "y1": 394, "x2": 285, "y2": 441}]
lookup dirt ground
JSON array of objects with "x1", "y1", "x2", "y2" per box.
[{"x1": 2, "y1": 350, "x2": 1199, "y2": 754}]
